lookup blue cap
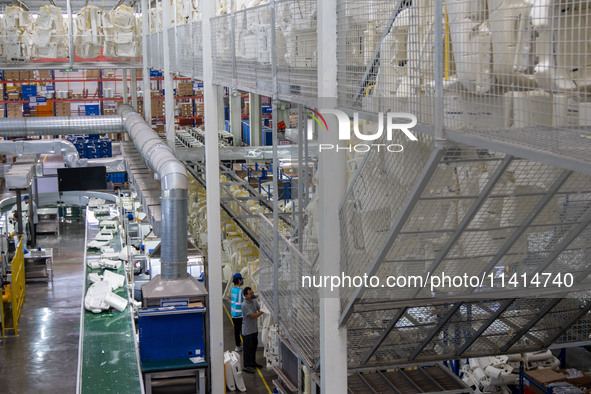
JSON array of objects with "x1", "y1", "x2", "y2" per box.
[
  {"x1": 126, "y1": 213, "x2": 134, "y2": 220},
  {"x1": 233, "y1": 273, "x2": 243, "y2": 280},
  {"x1": 23, "y1": 195, "x2": 30, "y2": 201}
]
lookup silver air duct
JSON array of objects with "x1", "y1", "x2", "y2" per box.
[
  {"x1": 118, "y1": 104, "x2": 188, "y2": 280},
  {"x1": 0, "y1": 116, "x2": 124, "y2": 137},
  {"x1": 0, "y1": 140, "x2": 81, "y2": 167}
]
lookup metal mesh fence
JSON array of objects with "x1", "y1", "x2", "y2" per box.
[
  {"x1": 211, "y1": 14, "x2": 233, "y2": 87},
  {"x1": 209, "y1": 0, "x2": 318, "y2": 100},
  {"x1": 336, "y1": 0, "x2": 591, "y2": 166},
  {"x1": 336, "y1": 1, "x2": 436, "y2": 122},
  {"x1": 192, "y1": 21, "x2": 204, "y2": 80},
  {"x1": 257, "y1": 214, "x2": 320, "y2": 368},
  {"x1": 339, "y1": 133, "x2": 435, "y2": 307},
  {"x1": 235, "y1": 4, "x2": 273, "y2": 94},
  {"x1": 168, "y1": 27, "x2": 178, "y2": 74},
  {"x1": 276, "y1": 0, "x2": 318, "y2": 104},
  {"x1": 341, "y1": 137, "x2": 591, "y2": 366}
]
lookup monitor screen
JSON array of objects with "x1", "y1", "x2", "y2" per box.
[{"x1": 57, "y1": 166, "x2": 107, "y2": 192}]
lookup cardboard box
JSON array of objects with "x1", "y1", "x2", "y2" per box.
[
  {"x1": 36, "y1": 70, "x2": 52, "y2": 80},
  {"x1": 7, "y1": 92, "x2": 20, "y2": 101},
  {"x1": 85, "y1": 69, "x2": 100, "y2": 79},
  {"x1": 20, "y1": 70, "x2": 32, "y2": 80},
  {"x1": 524, "y1": 369, "x2": 567, "y2": 394},
  {"x1": 177, "y1": 81, "x2": 193, "y2": 97},
  {"x1": 4, "y1": 70, "x2": 20, "y2": 80},
  {"x1": 55, "y1": 102, "x2": 71, "y2": 116}
]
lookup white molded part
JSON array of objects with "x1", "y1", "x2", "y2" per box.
[
  {"x1": 88, "y1": 272, "x2": 103, "y2": 283},
  {"x1": 103, "y1": 270, "x2": 125, "y2": 290},
  {"x1": 100, "y1": 258, "x2": 122, "y2": 270},
  {"x1": 104, "y1": 291, "x2": 128, "y2": 312},
  {"x1": 84, "y1": 281, "x2": 112, "y2": 313},
  {"x1": 230, "y1": 351, "x2": 247, "y2": 392},
  {"x1": 224, "y1": 351, "x2": 237, "y2": 391},
  {"x1": 87, "y1": 259, "x2": 101, "y2": 269}
]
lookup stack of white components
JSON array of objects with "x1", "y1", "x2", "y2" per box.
[
  {"x1": 74, "y1": 5, "x2": 105, "y2": 58},
  {"x1": 0, "y1": 6, "x2": 33, "y2": 61},
  {"x1": 103, "y1": 5, "x2": 141, "y2": 58},
  {"x1": 32, "y1": 4, "x2": 68, "y2": 59},
  {"x1": 85, "y1": 270, "x2": 128, "y2": 313},
  {"x1": 223, "y1": 351, "x2": 246, "y2": 392},
  {"x1": 461, "y1": 350, "x2": 560, "y2": 393}
]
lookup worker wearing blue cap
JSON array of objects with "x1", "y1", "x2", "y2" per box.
[
  {"x1": 23, "y1": 195, "x2": 38, "y2": 246},
  {"x1": 230, "y1": 272, "x2": 245, "y2": 352}
]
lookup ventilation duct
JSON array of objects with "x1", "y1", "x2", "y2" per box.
[{"x1": 0, "y1": 116, "x2": 124, "y2": 137}]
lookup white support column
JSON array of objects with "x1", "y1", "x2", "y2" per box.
[
  {"x1": 318, "y1": 0, "x2": 347, "y2": 392},
  {"x1": 249, "y1": 93, "x2": 262, "y2": 146},
  {"x1": 202, "y1": 1, "x2": 224, "y2": 393},
  {"x1": 141, "y1": 0, "x2": 152, "y2": 122},
  {"x1": 122, "y1": 69, "x2": 129, "y2": 104},
  {"x1": 163, "y1": 0, "x2": 176, "y2": 148},
  {"x1": 131, "y1": 69, "x2": 138, "y2": 109},
  {"x1": 229, "y1": 92, "x2": 242, "y2": 146}
]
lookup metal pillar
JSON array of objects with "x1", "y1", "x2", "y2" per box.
[
  {"x1": 131, "y1": 69, "x2": 138, "y2": 109},
  {"x1": 202, "y1": 0, "x2": 224, "y2": 392},
  {"x1": 141, "y1": 0, "x2": 152, "y2": 122},
  {"x1": 249, "y1": 93, "x2": 262, "y2": 146},
  {"x1": 229, "y1": 92, "x2": 242, "y2": 146},
  {"x1": 122, "y1": 69, "x2": 129, "y2": 104},
  {"x1": 15, "y1": 190, "x2": 23, "y2": 237},
  {"x1": 163, "y1": 0, "x2": 175, "y2": 148},
  {"x1": 317, "y1": 0, "x2": 347, "y2": 391}
]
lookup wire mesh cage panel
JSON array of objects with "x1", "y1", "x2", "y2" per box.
[
  {"x1": 211, "y1": 14, "x2": 233, "y2": 87},
  {"x1": 234, "y1": 4, "x2": 273, "y2": 94},
  {"x1": 151, "y1": 32, "x2": 164, "y2": 70},
  {"x1": 276, "y1": 0, "x2": 318, "y2": 104},
  {"x1": 258, "y1": 214, "x2": 320, "y2": 368},
  {"x1": 192, "y1": 21, "x2": 204, "y2": 80},
  {"x1": 339, "y1": 131, "x2": 591, "y2": 367},
  {"x1": 175, "y1": 24, "x2": 195, "y2": 77},
  {"x1": 168, "y1": 27, "x2": 178, "y2": 74},
  {"x1": 336, "y1": 0, "x2": 437, "y2": 123}
]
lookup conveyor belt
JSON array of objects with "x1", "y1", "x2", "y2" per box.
[{"x1": 77, "y1": 208, "x2": 143, "y2": 393}]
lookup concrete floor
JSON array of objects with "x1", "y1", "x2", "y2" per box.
[
  {"x1": 0, "y1": 174, "x2": 275, "y2": 394},
  {"x1": 0, "y1": 220, "x2": 85, "y2": 394}
]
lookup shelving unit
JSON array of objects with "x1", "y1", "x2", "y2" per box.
[{"x1": 0, "y1": 69, "x2": 204, "y2": 129}]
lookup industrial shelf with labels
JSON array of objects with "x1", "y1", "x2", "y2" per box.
[{"x1": 0, "y1": 68, "x2": 205, "y2": 132}]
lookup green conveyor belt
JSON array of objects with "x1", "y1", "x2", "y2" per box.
[{"x1": 78, "y1": 210, "x2": 143, "y2": 393}]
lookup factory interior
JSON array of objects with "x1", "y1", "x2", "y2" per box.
[{"x1": 1, "y1": 0, "x2": 591, "y2": 393}]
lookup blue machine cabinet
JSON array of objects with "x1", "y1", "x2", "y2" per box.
[{"x1": 138, "y1": 307, "x2": 206, "y2": 362}]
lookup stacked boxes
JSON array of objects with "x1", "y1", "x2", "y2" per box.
[
  {"x1": 4, "y1": 70, "x2": 20, "y2": 81},
  {"x1": 179, "y1": 103, "x2": 193, "y2": 117},
  {"x1": 55, "y1": 102, "x2": 71, "y2": 116},
  {"x1": 19, "y1": 70, "x2": 32, "y2": 81},
  {"x1": 6, "y1": 103, "x2": 22, "y2": 117},
  {"x1": 66, "y1": 135, "x2": 112, "y2": 159},
  {"x1": 85, "y1": 69, "x2": 100, "y2": 79},
  {"x1": 195, "y1": 102, "x2": 204, "y2": 116},
  {"x1": 151, "y1": 99, "x2": 164, "y2": 117},
  {"x1": 36, "y1": 70, "x2": 52, "y2": 80},
  {"x1": 177, "y1": 81, "x2": 193, "y2": 97}
]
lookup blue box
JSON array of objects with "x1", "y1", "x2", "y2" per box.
[
  {"x1": 263, "y1": 128, "x2": 272, "y2": 146},
  {"x1": 242, "y1": 120, "x2": 250, "y2": 145},
  {"x1": 138, "y1": 308, "x2": 206, "y2": 362},
  {"x1": 262, "y1": 106, "x2": 272, "y2": 114},
  {"x1": 21, "y1": 85, "x2": 37, "y2": 100},
  {"x1": 85, "y1": 105, "x2": 100, "y2": 116}
]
